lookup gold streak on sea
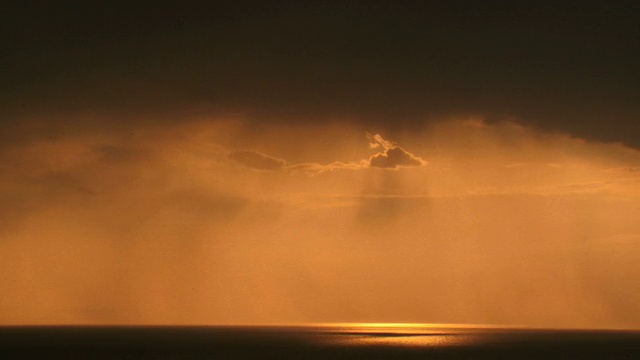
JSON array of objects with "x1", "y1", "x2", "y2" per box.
[{"x1": 284, "y1": 323, "x2": 498, "y2": 348}]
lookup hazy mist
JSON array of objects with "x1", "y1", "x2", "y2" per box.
[{"x1": 1, "y1": 117, "x2": 638, "y2": 328}]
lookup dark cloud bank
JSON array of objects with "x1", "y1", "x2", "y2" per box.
[{"x1": 1, "y1": 2, "x2": 639, "y2": 147}]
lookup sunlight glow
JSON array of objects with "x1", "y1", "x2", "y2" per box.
[{"x1": 1, "y1": 118, "x2": 638, "y2": 328}]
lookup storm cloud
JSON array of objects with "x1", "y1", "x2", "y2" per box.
[{"x1": 1, "y1": 2, "x2": 638, "y2": 147}]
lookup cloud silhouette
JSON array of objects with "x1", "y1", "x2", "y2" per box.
[
  {"x1": 369, "y1": 146, "x2": 425, "y2": 168},
  {"x1": 227, "y1": 133, "x2": 425, "y2": 173},
  {"x1": 366, "y1": 133, "x2": 426, "y2": 169},
  {"x1": 227, "y1": 150, "x2": 286, "y2": 171}
]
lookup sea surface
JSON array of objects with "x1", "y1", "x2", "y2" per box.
[{"x1": 1, "y1": 324, "x2": 640, "y2": 359}]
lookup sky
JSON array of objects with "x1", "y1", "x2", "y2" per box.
[{"x1": 1, "y1": 1, "x2": 639, "y2": 328}]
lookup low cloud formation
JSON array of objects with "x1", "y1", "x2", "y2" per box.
[
  {"x1": 227, "y1": 150, "x2": 285, "y2": 171},
  {"x1": 228, "y1": 133, "x2": 426, "y2": 173},
  {"x1": 367, "y1": 133, "x2": 426, "y2": 169},
  {"x1": 369, "y1": 147, "x2": 425, "y2": 168},
  {"x1": 227, "y1": 133, "x2": 427, "y2": 174}
]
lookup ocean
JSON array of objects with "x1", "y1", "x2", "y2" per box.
[{"x1": 1, "y1": 324, "x2": 640, "y2": 359}]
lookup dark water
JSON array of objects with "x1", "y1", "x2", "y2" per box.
[{"x1": 1, "y1": 325, "x2": 640, "y2": 359}]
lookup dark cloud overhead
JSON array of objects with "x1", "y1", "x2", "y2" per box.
[{"x1": 1, "y1": 2, "x2": 638, "y2": 146}]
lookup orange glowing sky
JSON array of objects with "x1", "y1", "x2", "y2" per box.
[
  {"x1": 1, "y1": 2, "x2": 639, "y2": 329},
  {"x1": 1, "y1": 117, "x2": 638, "y2": 328}
]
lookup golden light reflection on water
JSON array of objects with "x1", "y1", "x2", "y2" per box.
[
  {"x1": 308, "y1": 323, "x2": 491, "y2": 347},
  {"x1": 322, "y1": 334, "x2": 476, "y2": 348}
]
